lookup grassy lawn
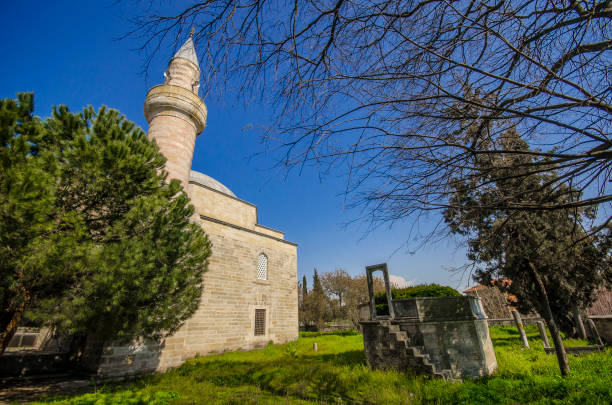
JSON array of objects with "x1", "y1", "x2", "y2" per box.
[{"x1": 32, "y1": 326, "x2": 611, "y2": 405}]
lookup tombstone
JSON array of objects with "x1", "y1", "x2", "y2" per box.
[
  {"x1": 536, "y1": 321, "x2": 550, "y2": 348},
  {"x1": 573, "y1": 306, "x2": 587, "y2": 340},
  {"x1": 511, "y1": 310, "x2": 530, "y2": 349}
]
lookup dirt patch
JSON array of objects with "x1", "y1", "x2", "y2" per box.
[{"x1": 0, "y1": 374, "x2": 94, "y2": 404}]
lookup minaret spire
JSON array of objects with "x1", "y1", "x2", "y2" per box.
[
  {"x1": 172, "y1": 33, "x2": 199, "y2": 68},
  {"x1": 143, "y1": 34, "x2": 207, "y2": 185}
]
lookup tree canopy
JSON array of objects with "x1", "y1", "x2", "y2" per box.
[
  {"x1": 299, "y1": 268, "x2": 386, "y2": 329},
  {"x1": 130, "y1": 0, "x2": 612, "y2": 227},
  {"x1": 444, "y1": 127, "x2": 611, "y2": 375},
  {"x1": 321, "y1": 268, "x2": 352, "y2": 307},
  {"x1": 0, "y1": 94, "x2": 211, "y2": 353}
]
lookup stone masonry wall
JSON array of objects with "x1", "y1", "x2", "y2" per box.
[
  {"x1": 155, "y1": 218, "x2": 298, "y2": 371},
  {"x1": 90, "y1": 206, "x2": 298, "y2": 376},
  {"x1": 187, "y1": 182, "x2": 258, "y2": 230}
]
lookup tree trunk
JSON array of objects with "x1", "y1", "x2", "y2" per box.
[
  {"x1": 573, "y1": 305, "x2": 587, "y2": 340},
  {"x1": 0, "y1": 305, "x2": 25, "y2": 356},
  {"x1": 528, "y1": 261, "x2": 570, "y2": 376},
  {"x1": 544, "y1": 313, "x2": 570, "y2": 376}
]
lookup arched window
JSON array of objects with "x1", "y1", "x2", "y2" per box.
[{"x1": 257, "y1": 253, "x2": 268, "y2": 280}]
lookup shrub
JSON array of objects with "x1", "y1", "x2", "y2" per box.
[
  {"x1": 299, "y1": 329, "x2": 360, "y2": 338},
  {"x1": 374, "y1": 284, "x2": 462, "y2": 315}
]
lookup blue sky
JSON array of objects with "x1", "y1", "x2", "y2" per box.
[{"x1": 0, "y1": 1, "x2": 473, "y2": 290}]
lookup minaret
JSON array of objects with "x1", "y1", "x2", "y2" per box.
[{"x1": 144, "y1": 32, "x2": 207, "y2": 185}]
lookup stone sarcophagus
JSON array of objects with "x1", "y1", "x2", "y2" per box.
[{"x1": 359, "y1": 264, "x2": 497, "y2": 381}]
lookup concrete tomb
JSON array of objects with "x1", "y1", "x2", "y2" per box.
[{"x1": 358, "y1": 264, "x2": 497, "y2": 381}]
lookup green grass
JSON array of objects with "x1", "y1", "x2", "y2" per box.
[{"x1": 32, "y1": 326, "x2": 611, "y2": 405}]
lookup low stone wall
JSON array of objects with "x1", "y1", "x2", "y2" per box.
[
  {"x1": 2, "y1": 329, "x2": 76, "y2": 377},
  {"x1": 589, "y1": 315, "x2": 612, "y2": 344},
  {"x1": 486, "y1": 317, "x2": 543, "y2": 327},
  {"x1": 0, "y1": 351, "x2": 70, "y2": 377},
  {"x1": 80, "y1": 336, "x2": 163, "y2": 377},
  {"x1": 299, "y1": 321, "x2": 355, "y2": 333},
  {"x1": 322, "y1": 322, "x2": 354, "y2": 332}
]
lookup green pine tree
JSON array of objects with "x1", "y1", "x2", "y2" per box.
[{"x1": 0, "y1": 93, "x2": 211, "y2": 354}]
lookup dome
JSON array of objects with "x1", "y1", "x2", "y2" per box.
[{"x1": 189, "y1": 170, "x2": 236, "y2": 197}]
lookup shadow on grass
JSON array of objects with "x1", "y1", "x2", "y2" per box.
[
  {"x1": 491, "y1": 336, "x2": 527, "y2": 347},
  {"x1": 303, "y1": 350, "x2": 366, "y2": 366},
  {"x1": 136, "y1": 351, "x2": 369, "y2": 403}
]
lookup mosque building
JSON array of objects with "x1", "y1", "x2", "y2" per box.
[{"x1": 85, "y1": 35, "x2": 298, "y2": 375}]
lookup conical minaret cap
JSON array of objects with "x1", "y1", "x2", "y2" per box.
[{"x1": 173, "y1": 35, "x2": 199, "y2": 68}]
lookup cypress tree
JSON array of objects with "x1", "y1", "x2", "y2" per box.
[
  {"x1": 302, "y1": 275, "x2": 308, "y2": 298},
  {"x1": 309, "y1": 269, "x2": 330, "y2": 329},
  {"x1": 312, "y1": 268, "x2": 324, "y2": 295}
]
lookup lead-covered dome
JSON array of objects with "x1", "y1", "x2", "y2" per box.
[{"x1": 189, "y1": 170, "x2": 236, "y2": 197}]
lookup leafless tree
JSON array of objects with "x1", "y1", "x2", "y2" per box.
[
  {"x1": 129, "y1": 0, "x2": 612, "y2": 227},
  {"x1": 321, "y1": 268, "x2": 352, "y2": 306}
]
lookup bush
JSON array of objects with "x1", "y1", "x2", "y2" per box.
[
  {"x1": 299, "y1": 329, "x2": 360, "y2": 338},
  {"x1": 374, "y1": 284, "x2": 461, "y2": 315}
]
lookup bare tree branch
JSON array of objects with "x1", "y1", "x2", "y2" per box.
[{"x1": 127, "y1": 0, "x2": 612, "y2": 228}]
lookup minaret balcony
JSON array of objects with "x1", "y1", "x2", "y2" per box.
[{"x1": 144, "y1": 84, "x2": 207, "y2": 134}]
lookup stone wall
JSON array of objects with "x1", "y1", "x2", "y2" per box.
[
  {"x1": 81, "y1": 336, "x2": 164, "y2": 377},
  {"x1": 486, "y1": 316, "x2": 543, "y2": 327},
  {"x1": 156, "y1": 216, "x2": 298, "y2": 369},
  {"x1": 465, "y1": 287, "x2": 512, "y2": 319},
  {"x1": 187, "y1": 182, "x2": 258, "y2": 230},
  {"x1": 589, "y1": 315, "x2": 612, "y2": 344},
  {"x1": 87, "y1": 208, "x2": 298, "y2": 376},
  {"x1": 0, "y1": 351, "x2": 70, "y2": 377}
]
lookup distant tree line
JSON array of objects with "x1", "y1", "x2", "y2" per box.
[{"x1": 298, "y1": 268, "x2": 385, "y2": 330}]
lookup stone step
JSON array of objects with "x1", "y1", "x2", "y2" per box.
[
  {"x1": 381, "y1": 323, "x2": 450, "y2": 378},
  {"x1": 387, "y1": 324, "x2": 400, "y2": 332},
  {"x1": 375, "y1": 322, "x2": 464, "y2": 382},
  {"x1": 389, "y1": 331, "x2": 409, "y2": 343},
  {"x1": 412, "y1": 346, "x2": 431, "y2": 359}
]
